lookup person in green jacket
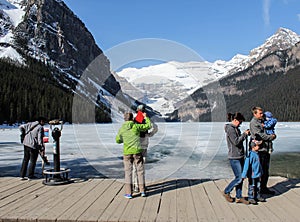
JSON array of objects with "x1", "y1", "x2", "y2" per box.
[{"x1": 116, "y1": 112, "x2": 151, "y2": 199}]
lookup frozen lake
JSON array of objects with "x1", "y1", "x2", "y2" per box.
[{"x1": 0, "y1": 122, "x2": 299, "y2": 181}]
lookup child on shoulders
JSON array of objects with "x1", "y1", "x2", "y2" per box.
[{"x1": 263, "y1": 111, "x2": 277, "y2": 153}]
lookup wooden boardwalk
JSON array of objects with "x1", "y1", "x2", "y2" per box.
[{"x1": 0, "y1": 176, "x2": 299, "y2": 222}]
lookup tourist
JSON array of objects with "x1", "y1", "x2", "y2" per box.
[
  {"x1": 249, "y1": 107, "x2": 276, "y2": 194},
  {"x1": 223, "y1": 112, "x2": 250, "y2": 204},
  {"x1": 242, "y1": 140, "x2": 266, "y2": 205},
  {"x1": 263, "y1": 111, "x2": 277, "y2": 153},
  {"x1": 19, "y1": 117, "x2": 47, "y2": 180},
  {"x1": 132, "y1": 105, "x2": 158, "y2": 192},
  {"x1": 116, "y1": 112, "x2": 151, "y2": 199}
]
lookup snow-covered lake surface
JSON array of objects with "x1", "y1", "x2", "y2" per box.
[{"x1": 0, "y1": 122, "x2": 299, "y2": 182}]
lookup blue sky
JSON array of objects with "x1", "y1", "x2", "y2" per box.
[{"x1": 63, "y1": 0, "x2": 300, "y2": 62}]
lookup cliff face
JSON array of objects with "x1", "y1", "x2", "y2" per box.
[
  {"x1": 12, "y1": 0, "x2": 120, "y2": 95},
  {"x1": 0, "y1": 0, "x2": 126, "y2": 123}
]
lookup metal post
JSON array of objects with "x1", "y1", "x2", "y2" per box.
[
  {"x1": 43, "y1": 120, "x2": 71, "y2": 185},
  {"x1": 52, "y1": 127, "x2": 61, "y2": 178}
]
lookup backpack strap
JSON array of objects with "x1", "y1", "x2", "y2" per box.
[{"x1": 25, "y1": 123, "x2": 40, "y2": 135}]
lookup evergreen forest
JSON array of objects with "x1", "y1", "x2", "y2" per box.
[
  {"x1": 224, "y1": 67, "x2": 300, "y2": 121},
  {"x1": 0, "y1": 58, "x2": 111, "y2": 124}
]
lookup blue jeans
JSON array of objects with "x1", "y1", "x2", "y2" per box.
[
  {"x1": 224, "y1": 158, "x2": 244, "y2": 198},
  {"x1": 248, "y1": 177, "x2": 261, "y2": 200}
]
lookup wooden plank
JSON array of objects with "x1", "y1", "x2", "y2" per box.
[
  {"x1": 156, "y1": 179, "x2": 177, "y2": 222},
  {"x1": 0, "y1": 177, "x2": 299, "y2": 222},
  {"x1": 289, "y1": 179, "x2": 300, "y2": 196},
  {"x1": 176, "y1": 179, "x2": 198, "y2": 222},
  {"x1": 17, "y1": 182, "x2": 85, "y2": 222},
  {"x1": 260, "y1": 190, "x2": 300, "y2": 221},
  {"x1": 0, "y1": 177, "x2": 17, "y2": 188},
  {"x1": 249, "y1": 203, "x2": 282, "y2": 222},
  {"x1": 190, "y1": 179, "x2": 218, "y2": 221},
  {"x1": 118, "y1": 192, "x2": 147, "y2": 222},
  {"x1": 77, "y1": 180, "x2": 122, "y2": 222},
  {"x1": 37, "y1": 179, "x2": 101, "y2": 222},
  {"x1": 202, "y1": 180, "x2": 238, "y2": 221},
  {"x1": 270, "y1": 177, "x2": 300, "y2": 197},
  {"x1": 215, "y1": 179, "x2": 260, "y2": 221},
  {"x1": 1, "y1": 182, "x2": 69, "y2": 221},
  {"x1": 223, "y1": 178, "x2": 283, "y2": 222},
  {"x1": 56, "y1": 179, "x2": 112, "y2": 222},
  {"x1": 0, "y1": 182, "x2": 50, "y2": 218},
  {"x1": 139, "y1": 180, "x2": 163, "y2": 222},
  {"x1": 272, "y1": 180, "x2": 300, "y2": 208},
  {"x1": 0, "y1": 179, "x2": 40, "y2": 201},
  {"x1": 0, "y1": 178, "x2": 29, "y2": 196},
  {"x1": 0, "y1": 180, "x2": 42, "y2": 208},
  {"x1": 97, "y1": 183, "x2": 129, "y2": 222}
]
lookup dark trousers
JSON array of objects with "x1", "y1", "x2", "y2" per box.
[
  {"x1": 258, "y1": 151, "x2": 270, "y2": 190},
  {"x1": 20, "y1": 145, "x2": 39, "y2": 178}
]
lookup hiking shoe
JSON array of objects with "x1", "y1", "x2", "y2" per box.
[
  {"x1": 141, "y1": 192, "x2": 146, "y2": 197},
  {"x1": 124, "y1": 194, "x2": 132, "y2": 199},
  {"x1": 20, "y1": 177, "x2": 28, "y2": 181},
  {"x1": 248, "y1": 199, "x2": 258, "y2": 205},
  {"x1": 256, "y1": 197, "x2": 266, "y2": 202},
  {"x1": 223, "y1": 192, "x2": 234, "y2": 203},
  {"x1": 235, "y1": 198, "x2": 249, "y2": 205}
]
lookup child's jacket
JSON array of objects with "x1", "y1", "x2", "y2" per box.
[{"x1": 242, "y1": 151, "x2": 263, "y2": 179}]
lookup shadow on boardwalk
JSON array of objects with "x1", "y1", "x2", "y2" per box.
[
  {"x1": 146, "y1": 178, "x2": 209, "y2": 197},
  {"x1": 270, "y1": 178, "x2": 300, "y2": 196},
  {"x1": 0, "y1": 157, "x2": 107, "y2": 179}
]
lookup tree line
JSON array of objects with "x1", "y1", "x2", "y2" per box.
[
  {"x1": 0, "y1": 58, "x2": 111, "y2": 124},
  {"x1": 224, "y1": 67, "x2": 300, "y2": 121}
]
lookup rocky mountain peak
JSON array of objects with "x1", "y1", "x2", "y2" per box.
[
  {"x1": 249, "y1": 27, "x2": 300, "y2": 59},
  {"x1": 1, "y1": 0, "x2": 127, "y2": 123}
]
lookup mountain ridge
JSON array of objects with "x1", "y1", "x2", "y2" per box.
[
  {"x1": 0, "y1": 0, "x2": 130, "y2": 123},
  {"x1": 116, "y1": 27, "x2": 300, "y2": 119},
  {"x1": 1, "y1": 0, "x2": 299, "y2": 122}
]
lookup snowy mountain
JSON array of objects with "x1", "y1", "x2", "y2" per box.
[
  {"x1": 168, "y1": 28, "x2": 300, "y2": 122},
  {"x1": 0, "y1": 0, "x2": 130, "y2": 123},
  {"x1": 116, "y1": 27, "x2": 300, "y2": 116},
  {"x1": 1, "y1": 0, "x2": 299, "y2": 122},
  {"x1": 0, "y1": 0, "x2": 25, "y2": 63},
  {"x1": 116, "y1": 61, "x2": 228, "y2": 115}
]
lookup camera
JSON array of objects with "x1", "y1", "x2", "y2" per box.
[
  {"x1": 39, "y1": 153, "x2": 50, "y2": 165},
  {"x1": 246, "y1": 129, "x2": 251, "y2": 135}
]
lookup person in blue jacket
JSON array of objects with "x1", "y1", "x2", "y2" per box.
[
  {"x1": 263, "y1": 111, "x2": 277, "y2": 153},
  {"x1": 242, "y1": 140, "x2": 266, "y2": 205}
]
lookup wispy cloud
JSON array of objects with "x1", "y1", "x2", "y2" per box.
[
  {"x1": 298, "y1": 14, "x2": 300, "y2": 22},
  {"x1": 263, "y1": 0, "x2": 271, "y2": 26}
]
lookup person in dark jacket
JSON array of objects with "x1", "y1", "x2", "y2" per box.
[
  {"x1": 249, "y1": 107, "x2": 276, "y2": 194},
  {"x1": 19, "y1": 117, "x2": 46, "y2": 180},
  {"x1": 223, "y1": 112, "x2": 250, "y2": 204}
]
